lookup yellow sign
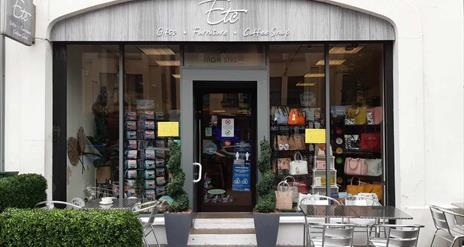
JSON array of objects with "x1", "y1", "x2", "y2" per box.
[
  {"x1": 305, "y1": 129, "x2": 326, "y2": 144},
  {"x1": 157, "y1": 122, "x2": 180, "y2": 137}
]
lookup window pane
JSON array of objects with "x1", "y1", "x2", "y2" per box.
[
  {"x1": 269, "y1": 44, "x2": 327, "y2": 206},
  {"x1": 124, "y1": 45, "x2": 181, "y2": 200},
  {"x1": 329, "y1": 44, "x2": 384, "y2": 203},
  {"x1": 66, "y1": 45, "x2": 120, "y2": 202}
]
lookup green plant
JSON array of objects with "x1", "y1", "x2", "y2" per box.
[
  {"x1": 255, "y1": 139, "x2": 276, "y2": 213},
  {"x1": 0, "y1": 208, "x2": 143, "y2": 247},
  {"x1": 0, "y1": 174, "x2": 47, "y2": 212},
  {"x1": 166, "y1": 141, "x2": 189, "y2": 212}
]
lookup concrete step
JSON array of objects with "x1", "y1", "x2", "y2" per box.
[
  {"x1": 188, "y1": 218, "x2": 257, "y2": 245},
  {"x1": 188, "y1": 233, "x2": 257, "y2": 246}
]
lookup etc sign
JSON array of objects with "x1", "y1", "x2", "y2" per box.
[
  {"x1": 199, "y1": 0, "x2": 248, "y2": 25},
  {"x1": 2, "y1": 0, "x2": 36, "y2": 46}
]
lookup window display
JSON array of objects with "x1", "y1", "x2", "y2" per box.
[
  {"x1": 124, "y1": 45, "x2": 181, "y2": 200},
  {"x1": 329, "y1": 44, "x2": 384, "y2": 203},
  {"x1": 66, "y1": 45, "x2": 120, "y2": 202},
  {"x1": 270, "y1": 43, "x2": 385, "y2": 209}
]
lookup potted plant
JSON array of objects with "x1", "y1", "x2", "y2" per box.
[
  {"x1": 254, "y1": 139, "x2": 280, "y2": 247},
  {"x1": 164, "y1": 141, "x2": 192, "y2": 247}
]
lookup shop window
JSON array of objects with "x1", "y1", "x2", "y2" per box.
[
  {"x1": 124, "y1": 45, "x2": 181, "y2": 200},
  {"x1": 66, "y1": 45, "x2": 120, "y2": 202},
  {"x1": 269, "y1": 44, "x2": 326, "y2": 207},
  {"x1": 329, "y1": 44, "x2": 384, "y2": 204},
  {"x1": 269, "y1": 44, "x2": 385, "y2": 209}
]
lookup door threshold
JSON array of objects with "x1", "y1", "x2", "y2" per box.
[{"x1": 194, "y1": 212, "x2": 253, "y2": 218}]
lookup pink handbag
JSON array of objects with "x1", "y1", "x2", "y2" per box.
[
  {"x1": 367, "y1": 107, "x2": 383, "y2": 125},
  {"x1": 344, "y1": 158, "x2": 368, "y2": 176}
]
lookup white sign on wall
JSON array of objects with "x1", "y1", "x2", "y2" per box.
[{"x1": 2, "y1": 0, "x2": 36, "y2": 46}]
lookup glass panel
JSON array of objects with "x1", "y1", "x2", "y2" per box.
[
  {"x1": 196, "y1": 84, "x2": 256, "y2": 212},
  {"x1": 329, "y1": 44, "x2": 384, "y2": 204},
  {"x1": 124, "y1": 45, "x2": 181, "y2": 200},
  {"x1": 269, "y1": 44, "x2": 329, "y2": 210},
  {"x1": 66, "y1": 45, "x2": 120, "y2": 202}
]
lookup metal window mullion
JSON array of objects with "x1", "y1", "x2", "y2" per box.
[
  {"x1": 324, "y1": 44, "x2": 331, "y2": 198},
  {"x1": 118, "y1": 45, "x2": 124, "y2": 199},
  {"x1": 0, "y1": 35, "x2": 5, "y2": 172}
]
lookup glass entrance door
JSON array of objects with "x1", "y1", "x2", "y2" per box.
[{"x1": 194, "y1": 82, "x2": 257, "y2": 212}]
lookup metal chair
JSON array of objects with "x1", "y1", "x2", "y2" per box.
[
  {"x1": 35, "y1": 200, "x2": 82, "y2": 209},
  {"x1": 301, "y1": 194, "x2": 341, "y2": 206},
  {"x1": 84, "y1": 186, "x2": 115, "y2": 200},
  {"x1": 132, "y1": 200, "x2": 168, "y2": 247},
  {"x1": 305, "y1": 222, "x2": 355, "y2": 247},
  {"x1": 299, "y1": 195, "x2": 342, "y2": 247},
  {"x1": 439, "y1": 208, "x2": 464, "y2": 247},
  {"x1": 344, "y1": 195, "x2": 383, "y2": 245},
  {"x1": 369, "y1": 224, "x2": 423, "y2": 247}
]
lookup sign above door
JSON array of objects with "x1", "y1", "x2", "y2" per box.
[{"x1": 50, "y1": 0, "x2": 395, "y2": 42}]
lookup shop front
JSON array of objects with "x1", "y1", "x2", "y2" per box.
[{"x1": 50, "y1": 0, "x2": 395, "y2": 212}]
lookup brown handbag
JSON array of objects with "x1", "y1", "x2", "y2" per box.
[
  {"x1": 275, "y1": 135, "x2": 289, "y2": 151},
  {"x1": 288, "y1": 134, "x2": 306, "y2": 150},
  {"x1": 277, "y1": 158, "x2": 291, "y2": 171}
]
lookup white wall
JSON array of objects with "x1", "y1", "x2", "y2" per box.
[{"x1": 3, "y1": 0, "x2": 464, "y2": 245}]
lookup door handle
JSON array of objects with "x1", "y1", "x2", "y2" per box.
[{"x1": 193, "y1": 162, "x2": 202, "y2": 183}]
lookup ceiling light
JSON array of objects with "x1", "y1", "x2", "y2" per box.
[
  {"x1": 140, "y1": 48, "x2": 176, "y2": 56},
  {"x1": 155, "y1": 60, "x2": 181, "y2": 67},
  {"x1": 304, "y1": 73, "x2": 325, "y2": 78},
  {"x1": 296, "y1": 82, "x2": 317, "y2": 87},
  {"x1": 172, "y1": 74, "x2": 181, "y2": 79},
  {"x1": 329, "y1": 46, "x2": 363, "y2": 54},
  {"x1": 316, "y1": 59, "x2": 345, "y2": 66}
]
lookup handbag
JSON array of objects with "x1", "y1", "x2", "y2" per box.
[
  {"x1": 360, "y1": 133, "x2": 381, "y2": 151},
  {"x1": 346, "y1": 106, "x2": 367, "y2": 125},
  {"x1": 346, "y1": 178, "x2": 383, "y2": 200},
  {"x1": 284, "y1": 176, "x2": 299, "y2": 203},
  {"x1": 367, "y1": 107, "x2": 383, "y2": 125},
  {"x1": 277, "y1": 158, "x2": 291, "y2": 171},
  {"x1": 272, "y1": 106, "x2": 289, "y2": 125},
  {"x1": 344, "y1": 135, "x2": 360, "y2": 150},
  {"x1": 331, "y1": 106, "x2": 348, "y2": 117},
  {"x1": 344, "y1": 158, "x2": 368, "y2": 176},
  {"x1": 288, "y1": 134, "x2": 306, "y2": 150},
  {"x1": 288, "y1": 108, "x2": 305, "y2": 125},
  {"x1": 275, "y1": 135, "x2": 289, "y2": 151},
  {"x1": 275, "y1": 181, "x2": 293, "y2": 210},
  {"x1": 289, "y1": 152, "x2": 308, "y2": 175},
  {"x1": 366, "y1": 159, "x2": 382, "y2": 176},
  {"x1": 295, "y1": 181, "x2": 308, "y2": 194}
]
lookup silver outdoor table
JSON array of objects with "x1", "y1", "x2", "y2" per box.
[
  {"x1": 299, "y1": 205, "x2": 413, "y2": 220},
  {"x1": 299, "y1": 205, "x2": 413, "y2": 242},
  {"x1": 84, "y1": 199, "x2": 139, "y2": 210}
]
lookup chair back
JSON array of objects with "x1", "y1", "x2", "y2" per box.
[
  {"x1": 383, "y1": 225, "x2": 422, "y2": 247},
  {"x1": 300, "y1": 195, "x2": 341, "y2": 206},
  {"x1": 442, "y1": 208, "x2": 464, "y2": 238},
  {"x1": 429, "y1": 205, "x2": 450, "y2": 231},
  {"x1": 35, "y1": 201, "x2": 82, "y2": 209},
  {"x1": 309, "y1": 223, "x2": 354, "y2": 247},
  {"x1": 132, "y1": 200, "x2": 164, "y2": 226}
]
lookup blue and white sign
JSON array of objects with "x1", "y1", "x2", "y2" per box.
[{"x1": 232, "y1": 159, "x2": 250, "y2": 192}]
